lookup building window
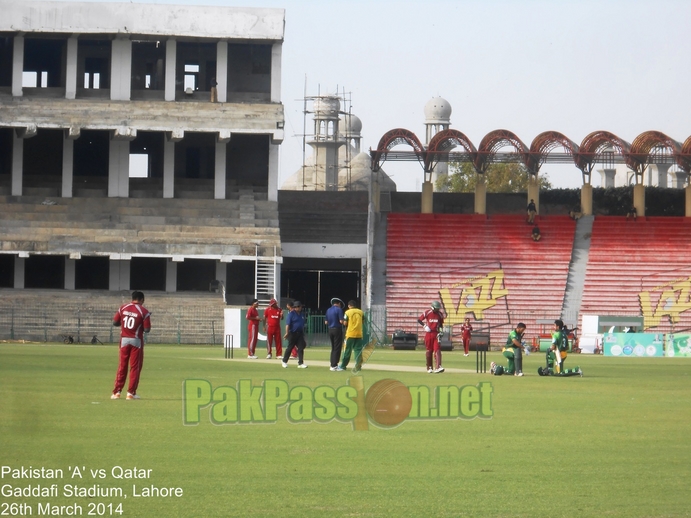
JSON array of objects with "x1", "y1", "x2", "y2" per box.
[
  {"x1": 83, "y1": 72, "x2": 100, "y2": 89},
  {"x1": 184, "y1": 63, "x2": 199, "y2": 92},
  {"x1": 22, "y1": 71, "x2": 48, "y2": 88},
  {"x1": 129, "y1": 154, "x2": 149, "y2": 178}
]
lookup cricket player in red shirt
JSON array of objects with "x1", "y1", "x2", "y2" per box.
[
  {"x1": 263, "y1": 298, "x2": 283, "y2": 359},
  {"x1": 418, "y1": 301, "x2": 445, "y2": 373},
  {"x1": 246, "y1": 298, "x2": 260, "y2": 359},
  {"x1": 111, "y1": 291, "x2": 151, "y2": 400},
  {"x1": 460, "y1": 317, "x2": 473, "y2": 356}
]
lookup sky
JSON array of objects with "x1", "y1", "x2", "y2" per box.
[{"x1": 53, "y1": 0, "x2": 691, "y2": 191}]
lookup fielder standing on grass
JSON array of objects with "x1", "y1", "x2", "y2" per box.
[
  {"x1": 111, "y1": 291, "x2": 151, "y2": 400},
  {"x1": 461, "y1": 317, "x2": 473, "y2": 357},
  {"x1": 246, "y1": 298, "x2": 260, "y2": 359},
  {"x1": 263, "y1": 298, "x2": 283, "y2": 359},
  {"x1": 418, "y1": 301, "x2": 445, "y2": 373},
  {"x1": 337, "y1": 300, "x2": 365, "y2": 373}
]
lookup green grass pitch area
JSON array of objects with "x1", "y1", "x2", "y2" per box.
[{"x1": 1, "y1": 343, "x2": 690, "y2": 518}]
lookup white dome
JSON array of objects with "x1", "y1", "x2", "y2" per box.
[
  {"x1": 424, "y1": 96, "x2": 452, "y2": 122},
  {"x1": 313, "y1": 96, "x2": 340, "y2": 118},
  {"x1": 340, "y1": 114, "x2": 362, "y2": 137},
  {"x1": 281, "y1": 147, "x2": 397, "y2": 192}
]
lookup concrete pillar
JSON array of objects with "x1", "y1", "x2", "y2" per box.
[
  {"x1": 270, "y1": 42, "x2": 282, "y2": 103},
  {"x1": 654, "y1": 164, "x2": 671, "y2": 188},
  {"x1": 165, "y1": 39, "x2": 177, "y2": 102},
  {"x1": 12, "y1": 35, "x2": 23, "y2": 97},
  {"x1": 163, "y1": 138, "x2": 175, "y2": 198},
  {"x1": 110, "y1": 38, "x2": 132, "y2": 101},
  {"x1": 421, "y1": 180, "x2": 434, "y2": 214},
  {"x1": 474, "y1": 175, "x2": 487, "y2": 215},
  {"x1": 633, "y1": 183, "x2": 645, "y2": 217},
  {"x1": 686, "y1": 185, "x2": 691, "y2": 218},
  {"x1": 61, "y1": 133, "x2": 74, "y2": 197},
  {"x1": 108, "y1": 139, "x2": 130, "y2": 197},
  {"x1": 65, "y1": 258, "x2": 76, "y2": 290},
  {"x1": 216, "y1": 41, "x2": 228, "y2": 103},
  {"x1": 65, "y1": 36, "x2": 78, "y2": 99},
  {"x1": 432, "y1": 162, "x2": 448, "y2": 191},
  {"x1": 274, "y1": 262, "x2": 281, "y2": 302},
  {"x1": 214, "y1": 140, "x2": 227, "y2": 200},
  {"x1": 599, "y1": 169, "x2": 616, "y2": 188},
  {"x1": 527, "y1": 175, "x2": 540, "y2": 214},
  {"x1": 267, "y1": 142, "x2": 279, "y2": 202},
  {"x1": 215, "y1": 260, "x2": 226, "y2": 287},
  {"x1": 11, "y1": 132, "x2": 23, "y2": 196},
  {"x1": 166, "y1": 259, "x2": 177, "y2": 292},
  {"x1": 581, "y1": 184, "x2": 593, "y2": 215},
  {"x1": 371, "y1": 175, "x2": 381, "y2": 213},
  {"x1": 109, "y1": 259, "x2": 130, "y2": 291},
  {"x1": 671, "y1": 171, "x2": 688, "y2": 189},
  {"x1": 14, "y1": 256, "x2": 25, "y2": 289}
]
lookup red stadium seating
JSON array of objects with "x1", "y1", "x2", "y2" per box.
[
  {"x1": 580, "y1": 216, "x2": 691, "y2": 334},
  {"x1": 385, "y1": 213, "x2": 576, "y2": 346}
]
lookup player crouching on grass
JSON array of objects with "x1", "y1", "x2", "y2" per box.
[
  {"x1": 418, "y1": 301, "x2": 445, "y2": 374},
  {"x1": 491, "y1": 322, "x2": 526, "y2": 376},
  {"x1": 549, "y1": 319, "x2": 569, "y2": 373}
]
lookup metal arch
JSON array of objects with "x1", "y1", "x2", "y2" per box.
[
  {"x1": 476, "y1": 130, "x2": 530, "y2": 174},
  {"x1": 631, "y1": 130, "x2": 681, "y2": 155},
  {"x1": 580, "y1": 130, "x2": 635, "y2": 175},
  {"x1": 425, "y1": 129, "x2": 478, "y2": 173},
  {"x1": 370, "y1": 128, "x2": 425, "y2": 172},
  {"x1": 677, "y1": 135, "x2": 691, "y2": 173},
  {"x1": 529, "y1": 131, "x2": 583, "y2": 173},
  {"x1": 629, "y1": 131, "x2": 681, "y2": 177},
  {"x1": 368, "y1": 128, "x2": 691, "y2": 181}
]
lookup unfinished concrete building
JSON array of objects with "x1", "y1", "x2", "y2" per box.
[{"x1": 0, "y1": 1, "x2": 285, "y2": 340}]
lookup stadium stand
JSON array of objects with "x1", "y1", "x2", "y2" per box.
[
  {"x1": 580, "y1": 216, "x2": 691, "y2": 334},
  {"x1": 385, "y1": 213, "x2": 576, "y2": 346}
]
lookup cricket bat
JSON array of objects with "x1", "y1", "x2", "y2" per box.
[{"x1": 353, "y1": 338, "x2": 377, "y2": 373}]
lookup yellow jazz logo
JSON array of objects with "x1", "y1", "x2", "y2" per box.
[
  {"x1": 639, "y1": 276, "x2": 691, "y2": 329},
  {"x1": 438, "y1": 269, "x2": 509, "y2": 325}
]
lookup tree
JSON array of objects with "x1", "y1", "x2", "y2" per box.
[{"x1": 436, "y1": 162, "x2": 553, "y2": 193}]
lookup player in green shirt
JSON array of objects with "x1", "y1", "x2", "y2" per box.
[
  {"x1": 550, "y1": 319, "x2": 568, "y2": 373},
  {"x1": 491, "y1": 323, "x2": 526, "y2": 376},
  {"x1": 538, "y1": 320, "x2": 583, "y2": 376},
  {"x1": 337, "y1": 300, "x2": 365, "y2": 373}
]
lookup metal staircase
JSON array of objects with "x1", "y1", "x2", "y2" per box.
[{"x1": 255, "y1": 246, "x2": 278, "y2": 305}]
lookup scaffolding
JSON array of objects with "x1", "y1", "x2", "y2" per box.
[{"x1": 297, "y1": 85, "x2": 354, "y2": 191}]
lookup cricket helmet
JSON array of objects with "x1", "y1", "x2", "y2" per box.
[{"x1": 430, "y1": 301, "x2": 442, "y2": 310}]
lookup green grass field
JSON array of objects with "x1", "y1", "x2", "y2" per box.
[{"x1": 1, "y1": 343, "x2": 690, "y2": 518}]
